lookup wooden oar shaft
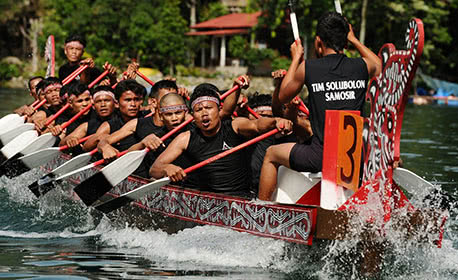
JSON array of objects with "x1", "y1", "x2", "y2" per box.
[
  {"x1": 31, "y1": 100, "x2": 40, "y2": 107},
  {"x1": 136, "y1": 70, "x2": 155, "y2": 86},
  {"x1": 58, "y1": 135, "x2": 92, "y2": 151},
  {"x1": 246, "y1": 106, "x2": 261, "y2": 119},
  {"x1": 45, "y1": 103, "x2": 71, "y2": 127},
  {"x1": 61, "y1": 105, "x2": 92, "y2": 130},
  {"x1": 184, "y1": 128, "x2": 279, "y2": 174},
  {"x1": 62, "y1": 65, "x2": 89, "y2": 85},
  {"x1": 33, "y1": 99, "x2": 47, "y2": 110},
  {"x1": 220, "y1": 85, "x2": 240, "y2": 100},
  {"x1": 88, "y1": 70, "x2": 109, "y2": 89}
]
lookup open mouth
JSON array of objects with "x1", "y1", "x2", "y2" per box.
[{"x1": 201, "y1": 118, "x2": 211, "y2": 128}]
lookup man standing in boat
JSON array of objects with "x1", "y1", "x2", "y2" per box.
[
  {"x1": 258, "y1": 12, "x2": 382, "y2": 201},
  {"x1": 150, "y1": 79, "x2": 293, "y2": 198},
  {"x1": 59, "y1": 34, "x2": 108, "y2": 85}
]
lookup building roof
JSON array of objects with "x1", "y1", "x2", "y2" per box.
[
  {"x1": 190, "y1": 11, "x2": 261, "y2": 29},
  {"x1": 186, "y1": 29, "x2": 249, "y2": 36}
]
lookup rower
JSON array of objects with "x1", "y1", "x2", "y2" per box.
[
  {"x1": 83, "y1": 79, "x2": 146, "y2": 152},
  {"x1": 125, "y1": 92, "x2": 191, "y2": 177},
  {"x1": 59, "y1": 86, "x2": 117, "y2": 150},
  {"x1": 29, "y1": 77, "x2": 64, "y2": 131},
  {"x1": 150, "y1": 77, "x2": 293, "y2": 198},
  {"x1": 142, "y1": 79, "x2": 180, "y2": 120},
  {"x1": 58, "y1": 34, "x2": 102, "y2": 85},
  {"x1": 50, "y1": 83, "x2": 94, "y2": 134},
  {"x1": 13, "y1": 76, "x2": 43, "y2": 117},
  {"x1": 258, "y1": 12, "x2": 382, "y2": 201}
]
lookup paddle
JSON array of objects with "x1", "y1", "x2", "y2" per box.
[
  {"x1": 45, "y1": 35, "x2": 55, "y2": 77},
  {"x1": 0, "y1": 104, "x2": 92, "y2": 166},
  {"x1": 392, "y1": 167, "x2": 434, "y2": 195},
  {"x1": 61, "y1": 65, "x2": 88, "y2": 85},
  {"x1": 27, "y1": 148, "x2": 103, "y2": 198},
  {"x1": 334, "y1": 0, "x2": 342, "y2": 14},
  {"x1": 95, "y1": 128, "x2": 280, "y2": 213},
  {"x1": 0, "y1": 135, "x2": 91, "y2": 179},
  {"x1": 0, "y1": 99, "x2": 48, "y2": 148},
  {"x1": 136, "y1": 70, "x2": 155, "y2": 86},
  {"x1": 74, "y1": 84, "x2": 241, "y2": 206}
]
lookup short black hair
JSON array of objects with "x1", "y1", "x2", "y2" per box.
[
  {"x1": 68, "y1": 82, "x2": 89, "y2": 97},
  {"x1": 28, "y1": 76, "x2": 44, "y2": 90},
  {"x1": 150, "y1": 80, "x2": 178, "y2": 99},
  {"x1": 189, "y1": 83, "x2": 221, "y2": 111},
  {"x1": 40, "y1": 77, "x2": 62, "y2": 92},
  {"x1": 65, "y1": 34, "x2": 86, "y2": 47},
  {"x1": 59, "y1": 81, "x2": 77, "y2": 98},
  {"x1": 248, "y1": 92, "x2": 272, "y2": 108},
  {"x1": 114, "y1": 79, "x2": 146, "y2": 101},
  {"x1": 91, "y1": 85, "x2": 115, "y2": 96},
  {"x1": 316, "y1": 12, "x2": 349, "y2": 52}
]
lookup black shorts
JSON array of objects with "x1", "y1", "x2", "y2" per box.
[{"x1": 289, "y1": 136, "x2": 323, "y2": 173}]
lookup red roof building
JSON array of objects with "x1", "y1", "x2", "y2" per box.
[{"x1": 186, "y1": 11, "x2": 261, "y2": 67}]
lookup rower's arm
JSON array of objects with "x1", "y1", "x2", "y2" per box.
[
  {"x1": 83, "y1": 121, "x2": 110, "y2": 151},
  {"x1": 220, "y1": 75, "x2": 249, "y2": 119},
  {"x1": 103, "y1": 118, "x2": 138, "y2": 146},
  {"x1": 347, "y1": 23, "x2": 381, "y2": 78},
  {"x1": 278, "y1": 41, "x2": 306, "y2": 104},
  {"x1": 60, "y1": 122, "x2": 88, "y2": 147},
  {"x1": 232, "y1": 117, "x2": 293, "y2": 138},
  {"x1": 150, "y1": 131, "x2": 190, "y2": 179}
]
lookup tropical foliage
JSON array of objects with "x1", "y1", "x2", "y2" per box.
[{"x1": 0, "y1": 0, "x2": 457, "y2": 83}]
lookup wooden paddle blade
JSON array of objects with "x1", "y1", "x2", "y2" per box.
[
  {"x1": 27, "y1": 174, "x2": 56, "y2": 198},
  {"x1": 0, "y1": 157, "x2": 30, "y2": 178},
  {"x1": 0, "y1": 123, "x2": 35, "y2": 148},
  {"x1": 74, "y1": 172, "x2": 113, "y2": 206},
  {"x1": 20, "y1": 133, "x2": 57, "y2": 155},
  {"x1": 19, "y1": 147, "x2": 61, "y2": 171},
  {"x1": 0, "y1": 114, "x2": 25, "y2": 133},
  {"x1": 50, "y1": 152, "x2": 93, "y2": 177},
  {"x1": 0, "y1": 130, "x2": 38, "y2": 164},
  {"x1": 74, "y1": 150, "x2": 147, "y2": 206},
  {"x1": 393, "y1": 167, "x2": 434, "y2": 194},
  {"x1": 94, "y1": 177, "x2": 171, "y2": 213}
]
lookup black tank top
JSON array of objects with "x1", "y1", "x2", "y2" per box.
[
  {"x1": 107, "y1": 111, "x2": 138, "y2": 152},
  {"x1": 183, "y1": 119, "x2": 250, "y2": 196},
  {"x1": 305, "y1": 54, "x2": 368, "y2": 143}
]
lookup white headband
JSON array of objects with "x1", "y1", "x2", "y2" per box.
[
  {"x1": 93, "y1": 90, "x2": 116, "y2": 101},
  {"x1": 44, "y1": 83, "x2": 62, "y2": 94},
  {"x1": 160, "y1": 104, "x2": 188, "y2": 113},
  {"x1": 191, "y1": 96, "x2": 220, "y2": 109},
  {"x1": 253, "y1": 106, "x2": 272, "y2": 113},
  {"x1": 65, "y1": 41, "x2": 84, "y2": 49}
]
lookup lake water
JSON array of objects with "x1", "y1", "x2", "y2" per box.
[{"x1": 0, "y1": 88, "x2": 457, "y2": 279}]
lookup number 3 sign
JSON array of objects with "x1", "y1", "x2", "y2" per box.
[{"x1": 321, "y1": 110, "x2": 364, "y2": 209}]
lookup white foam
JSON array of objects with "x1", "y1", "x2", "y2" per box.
[{"x1": 98, "y1": 223, "x2": 294, "y2": 271}]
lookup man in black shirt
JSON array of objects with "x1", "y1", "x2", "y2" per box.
[
  {"x1": 258, "y1": 12, "x2": 382, "y2": 201},
  {"x1": 150, "y1": 78, "x2": 292, "y2": 197},
  {"x1": 59, "y1": 86, "x2": 117, "y2": 148},
  {"x1": 58, "y1": 34, "x2": 102, "y2": 85}
]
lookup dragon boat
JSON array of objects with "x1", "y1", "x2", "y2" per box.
[{"x1": 35, "y1": 19, "x2": 446, "y2": 267}]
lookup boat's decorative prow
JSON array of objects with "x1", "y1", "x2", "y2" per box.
[{"x1": 362, "y1": 18, "x2": 424, "y2": 183}]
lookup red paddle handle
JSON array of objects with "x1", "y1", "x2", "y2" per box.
[
  {"x1": 33, "y1": 99, "x2": 47, "y2": 110},
  {"x1": 88, "y1": 70, "x2": 109, "y2": 89},
  {"x1": 59, "y1": 135, "x2": 92, "y2": 151},
  {"x1": 184, "y1": 128, "x2": 278, "y2": 174},
  {"x1": 62, "y1": 65, "x2": 89, "y2": 85},
  {"x1": 136, "y1": 71, "x2": 155, "y2": 86},
  {"x1": 61, "y1": 105, "x2": 93, "y2": 130},
  {"x1": 45, "y1": 103, "x2": 70, "y2": 127}
]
